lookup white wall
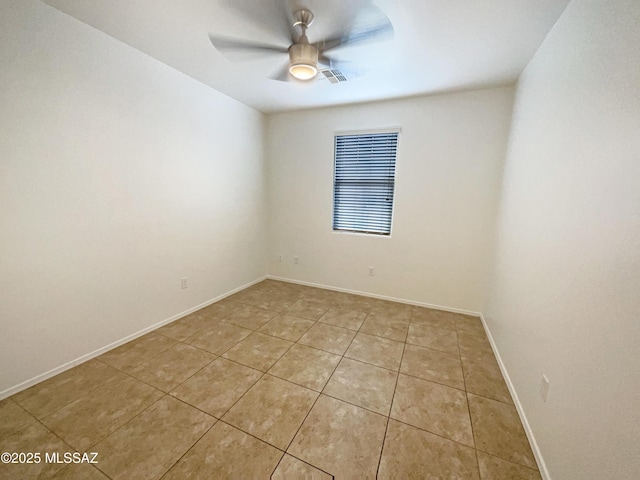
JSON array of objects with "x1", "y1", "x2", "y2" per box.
[
  {"x1": 267, "y1": 87, "x2": 514, "y2": 312},
  {"x1": 484, "y1": 0, "x2": 640, "y2": 478},
  {"x1": 0, "y1": 0, "x2": 267, "y2": 395}
]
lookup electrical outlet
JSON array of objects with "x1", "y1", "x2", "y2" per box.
[
  {"x1": 539, "y1": 374, "x2": 550, "y2": 402},
  {"x1": 181, "y1": 277, "x2": 188, "y2": 289},
  {"x1": 368, "y1": 266, "x2": 375, "y2": 276},
  {"x1": 294, "y1": 256, "x2": 299, "y2": 265}
]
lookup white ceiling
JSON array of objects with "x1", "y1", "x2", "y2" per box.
[{"x1": 41, "y1": 0, "x2": 570, "y2": 113}]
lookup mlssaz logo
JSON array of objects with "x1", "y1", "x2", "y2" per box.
[{"x1": 45, "y1": 452, "x2": 99, "y2": 464}]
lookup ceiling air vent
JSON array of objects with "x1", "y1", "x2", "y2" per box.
[{"x1": 320, "y1": 69, "x2": 348, "y2": 84}]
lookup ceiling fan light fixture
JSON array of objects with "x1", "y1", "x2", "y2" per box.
[
  {"x1": 288, "y1": 42, "x2": 318, "y2": 80},
  {"x1": 289, "y1": 62, "x2": 317, "y2": 80}
]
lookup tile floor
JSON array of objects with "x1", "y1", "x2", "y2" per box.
[{"x1": 0, "y1": 280, "x2": 541, "y2": 479}]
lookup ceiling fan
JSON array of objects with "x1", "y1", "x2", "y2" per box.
[{"x1": 208, "y1": 5, "x2": 393, "y2": 83}]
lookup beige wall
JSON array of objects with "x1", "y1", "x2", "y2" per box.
[
  {"x1": 484, "y1": 0, "x2": 640, "y2": 478},
  {"x1": 266, "y1": 87, "x2": 514, "y2": 312},
  {"x1": 0, "y1": 0, "x2": 267, "y2": 395}
]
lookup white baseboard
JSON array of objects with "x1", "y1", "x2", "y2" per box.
[
  {"x1": 266, "y1": 275, "x2": 482, "y2": 317},
  {"x1": 479, "y1": 313, "x2": 550, "y2": 480},
  {"x1": 0, "y1": 276, "x2": 267, "y2": 401}
]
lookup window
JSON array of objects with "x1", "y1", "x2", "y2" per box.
[{"x1": 333, "y1": 131, "x2": 399, "y2": 235}]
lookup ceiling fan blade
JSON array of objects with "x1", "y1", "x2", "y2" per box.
[
  {"x1": 209, "y1": 34, "x2": 289, "y2": 59},
  {"x1": 318, "y1": 56, "x2": 364, "y2": 82},
  {"x1": 277, "y1": 1, "x2": 298, "y2": 44},
  {"x1": 220, "y1": 0, "x2": 297, "y2": 45},
  {"x1": 314, "y1": 19, "x2": 393, "y2": 53},
  {"x1": 269, "y1": 63, "x2": 292, "y2": 82},
  {"x1": 318, "y1": 53, "x2": 334, "y2": 69}
]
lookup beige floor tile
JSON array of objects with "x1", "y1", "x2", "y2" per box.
[
  {"x1": 477, "y1": 451, "x2": 541, "y2": 479},
  {"x1": 163, "y1": 422, "x2": 283, "y2": 479},
  {"x1": 298, "y1": 322, "x2": 356, "y2": 355},
  {"x1": 184, "y1": 321, "x2": 251, "y2": 355},
  {"x1": 391, "y1": 374, "x2": 474, "y2": 447},
  {"x1": 300, "y1": 287, "x2": 340, "y2": 303},
  {"x1": 369, "y1": 302, "x2": 412, "y2": 320},
  {"x1": 462, "y1": 357, "x2": 512, "y2": 404},
  {"x1": 41, "y1": 376, "x2": 162, "y2": 451},
  {"x1": 324, "y1": 358, "x2": 397, "y2": 415},
  {"x1": 268, "y1": 344, "x2": 341, "y2": 391},
  {"x1": 196, "y1": 299, "x2": 244, "y2": 320},
  {"x1": 458, "y1": 332, "x2": 497, "y2": 364},
  {"x1": 272, "y1": 454, "x2": 332, "y2": 480},
  {"x1": 332, "y1": 292, "x2": 376, "y2": 310},
  {"x1": 53, "y1": 464, "x2": 110, "y2": 480},
  {"x1": 411, "y1": 307, "x2": 456, "y2": 331},
  {"x1": 468, "y1": 393, "x2": 537, "y2": 469},
  {"x1": 239, "y1": 282, "x2": 270, "y2": 294},
  {"x1": 127, "y1": 343, "x2": 215, "y2": 392},
  {"x1": 288, "y1": 395, "x2": 388, "y2": 479},
  {"x1": 171, "y1": 357, "x2": 262, "y2": 418},
  {"x1": 12, "y1": 360, "x2": 125, "y2": 418},
  {"x1": 156, "y1": 313, "x2": 214, "y2": 341},
  {"x1": 406, "y1": 323, "x2": 460, "y2": 355},
  {"x1": 222, "y1": 332, "x2": 293, "y2": 372},
  {"x1": 261, "y1": 280, "x2": 305, "y2": 296},
  {"x1": 378, "y1": 419, "x2": 480, "y2": 479},
  {"x1": 267, "y1": 294, "x2": 306, "y2": 312},
  {"x1": 99, "y1": 332, "x2": 177, "y2": 371},
  {"x1": 455, "y1": 314, "x2": 487, "y2": 337},
  {"x1": 345, "y1": 332, "x2": 405, "y2": 371},
  {"x1": 285, "y1": 299, "x2": 331, "y2": 320},
  {"x1": 360, "y1": 313, "x2": 409, "y2": 342},
  {"x1": 223, "y1": 375, "x2": 318, "y2": 449},
  {"x1": 222, "y1": 305, "x2": 279, "y2": 330},
  {"x1": 0, "y1": 422, "x2": 72, "y2": 480},
  {"x1": 258, "y1": 314, "x2": 315, "y2": 341},
  {"x1": 319, "y1": 306, "x2": 368, "y2": 330},
  {"x1": 225, "y1": 288, "x2": 262, "y2": 305},
  {"x1": 0, "y1": 398, "x2": 37, "y2": 440},
  {"x1": 401, "y1": 344, "x2": 465, "y2": 389},
  {"x1": 94, "y1": 396, "x2": 214, "y2": 480},
  {"x1": 234, "y1": 290, "x2": 299, "y2": 312},
  {"x1": 259, "y1": 280, "x2": 299, "y2": 293}
]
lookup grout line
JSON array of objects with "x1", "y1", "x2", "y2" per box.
[
  {"x1": 214, "y1": 418, "x2": 289, "y2": 454},
  {"x1": 375, "y1": 337, "x2": 406, "y2": 478},
  {"x1": 477, "y1": 451, "x2": 542, "y2": 473},
  {"x1": 276, "y1": 311, "x2": 369, "y2": 469},
  {"x1": 389, "y1": 417, "x2": 479, "y2": 451},
  {"x1": 455, "y1": 323, "x2": 482, "y2": 476},
  {"x1": 282, "y1": 353, "x2": 347, "y2": 453},
  {"x1": 273, "y1": 452, "x2": 335, "y2": 479},
  {"x1": 27, "y1": 417, "x2": 115, "y2": 480},
  {"x1": 158, "y1": 420, "x2": 218, "y2": 478}
]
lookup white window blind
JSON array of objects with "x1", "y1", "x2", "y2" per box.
[{"x1": 333, "y1": 131, "x2": 399, "y2": 235}]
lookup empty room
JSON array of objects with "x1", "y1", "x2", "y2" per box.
[{"x1": 1, "y1": 0, "x2": 638, "y2": 479}]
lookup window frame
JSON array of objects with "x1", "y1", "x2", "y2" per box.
[{"x1": 332, "y1": 128, "x2": 401, "y2": 237}]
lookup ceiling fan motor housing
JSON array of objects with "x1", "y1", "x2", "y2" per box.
[{"x1": 288, "y1": 42, "x2": 318, "y2": 80}]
